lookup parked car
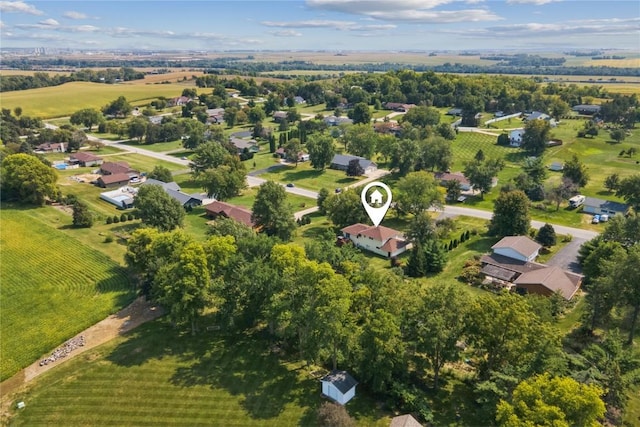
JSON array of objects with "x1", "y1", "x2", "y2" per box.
[
  {"x1": 600, "y1": 214, "x2": 609, "y2": 222},
  {"x1": 286, "y1": 183, "x2": 295, "y2": 188},
  {"x1": 335, "y1": 188, "x2": 342, "y2": 193},
  {"x1": 592, "y1": 214, "x2": 600, "y2": 224}
]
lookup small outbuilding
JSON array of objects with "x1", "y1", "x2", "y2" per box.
[
  {"x1": 321, "y1": 370, "x2": 358, "y2": 405},
  {"x1": 390, "y1": 414, "x2": 423, "y2": 427}
]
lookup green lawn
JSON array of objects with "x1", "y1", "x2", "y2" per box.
[
  {"x1": 258, "y1": 162, "x2": 362, "y2": 192},
  {"x1": 0, "y1": 207, "x2": 135, "y2": 381},
  {"x1": 5, "y1": 318, "x2": 389, "y2": 427},
  {"x1": 121, "y1": 139, "x2": 186, "y2": 153},
  {"x1": 101, "y1": 153, "x2": 187, "y2": 173},
  {"x1": 228, "y1": 188, "x2": 313, "y2": 211}
]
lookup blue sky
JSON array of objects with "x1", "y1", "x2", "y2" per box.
[{"x1": 1, "y1": 0, "x2": 638, "y2": 51}]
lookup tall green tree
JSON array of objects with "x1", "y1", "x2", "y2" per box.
[
  {"x1": 306, "y1": 133, "x2": 335, "y2": 170},
  {"x1": 154, "y1": 241, "x2": 211, "y2": 335},
  {"x1": 72, "y1": 200, "x2": 93, "y2": 228},
  {"x1": 190, "y1": 141, "x2": 229, "y2": 176},
  {"x1": 467, "y1": 293, "x2": 561, "y2": 380},
  {"x1": 349, "y1": 102, "x2": 372, "y2": 125},
  {"x1": 489, "y1": 190, "x2": 531, "y2": 237},
  {"x1": 0, "y1": 153, "x2": 59, "y2": 205},
  {"x1": 396, "y1": 171, "x2": 443, "y2": 216},
  {"x1": 70, "y1": 108, "x2": 103, "y2": 130},
  {"x1": 252, "y1": 181, "x2": 296, "y2": 241},
  {"x1": 464, "y1": 157, "x2": 504, "y2": 199},
  {"x1": 284, "y1": 138, "x2": 302, "y2": 167},
  {"x1": 135, "y1": 184, "x2": 185, "y2": 231},
  {"x1": 562, "y1": 154, "x2": 589, "y2": 188},
  {"x1": 496, "y1": 374, "x2": 605, "y2": 427},
  {"x1": 521, "y1": 119, "x2": 551, "y2": 156},
  {"x1": 102, "y1": 95, "x2": 132, "y2": 117},
  {"x1": 411, "y1": 283, "x2": 469, "y2": 389},
  {"x1": 616, "y1": 174, "x2": 640, "y2": 211},
  {"x1": 535, "y1": 223, "x2": 556, "y2": 247},
  {"x1": 324, "y1": 189, "x2": 368, "y2": 228},
  {"x1": 344, "y1": 123, "x2": 377, "y2": 159},
  {"x1": 419, "y1": 136, "x2": 453, "y2": 172},
  {"x1": 148, "y1": 165, "x2": 173, "y2": 183},
  {"x1": 402, "y1": 106, "x2": 440, "y2": 127}
]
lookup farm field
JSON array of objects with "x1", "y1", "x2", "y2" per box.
[
  {"x1": 5, "y1": 318, "x2": 389, "y2": 427},
  {"x1": 0, "y1": 207, "x2": 134, "y2": 381},
  {"x1": 0, "y1": 81, "x2": 194, "y2": 118}
]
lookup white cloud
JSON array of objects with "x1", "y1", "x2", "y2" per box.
[
  {"x1": 366, "y1": 9, "x2": 500, "y2": 23},
  {"x1": 63, "y1": 11, "x2": 87, "y2": 20},
  {"x1": 307, "y1": 0, "x2": 455, "y2": 14},
  {"x1": 39, "y1": 18, "x2": 59, "y2": 26},
  {"x1": 269, "y1": 30, "x2": 302, "y2": 37},
  {"x1": 0, "y1": 1, "x2": 43, "y2": 15},
  {"x1": 305, "y1": 0, "x2": 501, "y2": 23},
  {"x1": 0, "y1": 21, "x2": 4, "y2": 29},
  {"x1": 452, "y1": 17, "x2": 640, "y2": 38},
  {"x1": 262, "y1": 19, "x2": 396, "y2": 31},
  {"x1": 506, "y1": 0, "x2": 561, "y2": 4}
]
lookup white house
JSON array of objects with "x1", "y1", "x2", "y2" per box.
[
  {"x1": 341, "y1": 223, "x2": 411, "y2": 258},
  {"x1": 321, "y1": 370, "x2": 358, "y2": 405},
  {"x1": 509, "y1": 129, "x2": 524, "y2": 147},
  {"x1": 491, "y1": 235, "x2": 541, "y2": 262}
]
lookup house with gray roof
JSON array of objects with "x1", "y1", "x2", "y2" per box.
[
  {"x1": 330, "y1": 154, "x2": 377, "y2": 175},
  {"x1": 141, "y1": 179, "x2": 203, "y2": 208},
  {"x1": 572, "y1": 104, "x2": 601, "y2": 115},
  {"x1": 583, "y1": 197, "x2": 628, "y2": 216},
  {"x1": 321, "y1": 370, "x2": 358, "y2": 405},
  {"x1": 229, "y1": 137, "x2": 259, "y2": 154}
]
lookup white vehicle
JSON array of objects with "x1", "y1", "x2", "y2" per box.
[
  {"x1": 569, "y1": 195, "x2": 585, "y2": 208},
  {"x1": 600, "y1": 214, "x2": 609, "y2": 222}
]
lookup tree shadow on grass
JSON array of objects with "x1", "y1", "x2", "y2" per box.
[{"x1": 169, "y1": 332, "x2": 319, "y2": 419}]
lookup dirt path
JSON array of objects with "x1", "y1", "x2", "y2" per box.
[{"x1": 0, "y1": 297, "x2": 164, "y2": 417}]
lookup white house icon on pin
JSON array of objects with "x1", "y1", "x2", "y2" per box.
[{"x1": 369, "y1": 189, "x2": 383, "y2": 206}]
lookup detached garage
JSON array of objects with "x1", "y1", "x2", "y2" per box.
[{"x1": 321, "y1": 370, "x2": 358, "y2": 405}]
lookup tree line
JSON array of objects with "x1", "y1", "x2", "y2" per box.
[{"x1": 1, "y1": 67, "x2": 145, "y2": 92}]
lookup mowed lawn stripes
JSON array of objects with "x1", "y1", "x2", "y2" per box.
[
  {"x1": 0, "y1": 207, "x2": 134, "y2": 381},
  {"x1": 9, "y1": 320, "x2": 388, "y2": 426}
]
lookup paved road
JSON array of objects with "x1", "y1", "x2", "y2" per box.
[{"x1": 431, "y1": 205, "x2": 599, "y2": 241}]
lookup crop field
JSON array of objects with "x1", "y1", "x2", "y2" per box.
[
  {"x1": 0, "y1": 208, "x2": 134, "y2": 381},
  {"x1": 5, "y1": 319, "x2": 388, "y2": 427},
  {"x1": 0, "y1": 81, "x2": 195, "y2": 118}
]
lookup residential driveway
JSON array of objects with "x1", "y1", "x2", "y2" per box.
[{"x1": 546, "y1": 237, "x2": 586, "y2": 274}]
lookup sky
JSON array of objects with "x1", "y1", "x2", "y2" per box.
[{"x1": 0, "y1": 0, "x2": 639, "y2": 51}]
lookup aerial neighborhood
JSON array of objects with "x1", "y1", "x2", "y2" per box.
[{"x1": 1, "y1": 2, "x2": 640, "y2": 425}]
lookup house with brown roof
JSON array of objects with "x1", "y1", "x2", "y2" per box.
[
  {"x1": 384, "y1": 102, "x2": 416, "y2": 112},
  {"x1": 479, "y1": 235, "x2": 582, "y2": 300},
  {"x1": 513, "y1": 266, "x2": 582, "y2": 300},
  {"x1": 35, "y1": 142, "x2": 65, "y2": 153},
  {"x1": 272, "y1": 111, "x2": 288, "y2": 122},
  {"x1": 96, "y1": 173, "x2": 131, "y2": 188},
  {"x1": 205, "y1": 201, "x2": 254, "y2": 228},
  {"x1": 341, "y1": 223, "x2": 411, "y2": 258},
  {"x1": 435, "y1": 172, "x2": 472, "y2": 191},
  {"x1": 69, "y1": 152, "x2": 103, "y2": 167},
  {"x1": 100, "y1": 161, "x2": 139, "y2": 179}
]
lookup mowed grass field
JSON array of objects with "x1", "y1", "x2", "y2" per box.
[
  {"x1": 7, "y1": 318, "x2": 389, "y2": 427},
  {"x1": 0, "y1": 81, "x2": 195, "y2": 118},
  {"x1": 0, "y1": 207, "x2": 135, "y2": 381}
]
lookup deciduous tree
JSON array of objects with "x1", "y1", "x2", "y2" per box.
[
  {"x1": 252, "y1": 181, "x2": 296, "y2": 241},
  {"x1": 190, "y1": 141, "x2": 229, "y2": 176},
  {"x1": 489, "y1": 190, "x2": 531, "y2": 237},
  {"x1": 135, "y1": 184, "x2": 185, "y2": 231},
  {"x1": 536, "y1": 223, "x2": 556, "y2": 247},
  {"x1": 72, "y1": 200, "x2": 93, "y2": 228},
  {"x1": 562, "y1": 154, "x2": 589, "y2": 188},
  {"x1": 521, "y1": 119, "x2": 551, "y2": 156},
  {"x1": 616, "y1": 174, "x2": 640, "y2": 211},
  {"x1": 70, "y1": 108, "x2": 103, "y2": 131},
  {"x1": 324, "y1": 189, "x2": 368, "y2": 228},
  {"x1": 306, "y1": 133, "x2": 335, "y2": 170},
  {"x1": 496, "y1": 374, "x2": 605, "y2": 427},
  {"x1": 148, "y1": 165, "x2": 173, "y2": 183},
  {"x1": 396, "y1": 171, "x2": 443, "y2": 216},
  {"x1": 0, "y1": 153, "x2": 59, "y2": 205},
  {"x1": 348, "y1": 102, "x2": 372, "y2": 125}
]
